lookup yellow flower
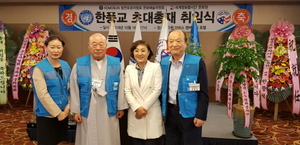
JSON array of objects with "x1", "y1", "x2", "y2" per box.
[
  {"x1": 22, "y1": 83, "x2": 27, "y2": 88},
  {"x1": 30, "y1": 61, "x2": 36, "y2": 65},
  {"x1": 277, "y1": 37, "x2": 285, "y2": 42},
  {"x1": 29, "y1": 48, "x2": 39, "y2": 53},
  {"x1": 280, "y1": 78, "x2": 286, "y2": 83},
  {"x1": 39, "y1": 42, "x2": 45, "y2": 47},
  {"x1": 32, "y1": 42, "x2": 37, "y2": 46},
  {"x1": 281, "y1": 63, "x2": 286, "y2": 67},
  {"x1": 39, "y1": 32, "x2": 45, "y2": 36},
  {"x1": 29, "y1": 84, "x2": 32, "y2": 89},
  {"x1": 269, "y1": 77, "x2": 274, "y2": 82},
  {"x1": 273, "y1": 44, "x2": 287, "y2": 57},
  {"x1": 271, "y1": 65, "x2": 285, "y2": 75},
  {"x1": 23, "y1": 60, "x2": 30, "y2": 65}
]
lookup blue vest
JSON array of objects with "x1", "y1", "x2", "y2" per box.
[
  {"x1": 76, "y1": 55, "x2": 121, "y2": 118},
  {"x1": 161, "y1": 54, "x2": 201, "y2": 118},
  {"x1": 32, "y1": 59, "x2": 71, "y2": 117}
]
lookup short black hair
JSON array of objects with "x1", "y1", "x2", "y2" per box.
[
  {"x1": 45, "y1": 35, "x2": 65, "y2": 46},
  {"x1": 168, "y1": 29, "x2": 188, "y2": 43},
  {"x1": 130, "y1": 40, "x2": 153, "y2": 60}
]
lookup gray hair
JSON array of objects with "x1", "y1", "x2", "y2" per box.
[{"x1": 89, "y1": 33, "x2": 106, "y2": 43}]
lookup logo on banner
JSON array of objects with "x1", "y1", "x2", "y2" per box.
[
  {"x1": 61, "y1": 9, "x2": 77, "y2": 26},
  {"x1": 170, "y1": 6, "x2": 177, "y2": 10},
  {"x1": 161, "y1": 48, "x2": 170, "y2": 58},
  {"x1": 79, "y1": 10, "x2": 94, "y2": 25},
  {"x1": 232, "y1": 9, "x2": 250, "y2": 25},
  {"x1": 216, "y1": 10, "x2": 231, "y2": 25}
]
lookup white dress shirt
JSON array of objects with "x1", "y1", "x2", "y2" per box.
[{"x1": 168, "y1": 53, "x2": 185, "y2": 105}]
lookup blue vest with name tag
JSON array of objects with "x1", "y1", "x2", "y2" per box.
[
  {"x1": 161, "y1": 54, "x2": 201, "y2": 118},
  {"x1": 32, "y1": 59, "x2": 71, "y2": 117},
  {"x1": 76, "y1": 55, "x2": 120, "y2": 118}
]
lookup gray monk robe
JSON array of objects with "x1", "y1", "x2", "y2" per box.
[{"x1": 70, "y1": 55, "x2": 128, "y2": 145}]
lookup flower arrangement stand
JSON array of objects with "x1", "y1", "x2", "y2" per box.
[
  {"x1": 261, "y1": 20, "x2": 300, "y2": 118},
  {"x1": 274, "y1": 103, "x2": 279, "y2": 121},
  {"x1": 7, "y1": 101, "x2": 13, "y2": 108},
  {"x1": 273, "y1": 100, "x2": 295, "y2": 121},
  {"x1": 264, "y1": 99, "x2": 296, "y2": 121},
  {"x1": 25, "y1": 90, "x2": 32, "y2": 107}
]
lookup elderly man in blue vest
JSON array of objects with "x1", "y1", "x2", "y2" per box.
[
  {"x1": 160, "y1": 29, "x2": 209, "y2": 145},
  {"x1": 70, "y1": 33, "x2": 128, "y2": 145}
]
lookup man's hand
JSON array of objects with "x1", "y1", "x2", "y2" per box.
[
  {"x1": 116, "y1": 110, "x2": 124, "y2": 118},
  {"x1": 193, "y1": 118, "x2": 205, "y2": 127},
  {"x1": 74, "y1": 113, "x2": 83, "y2": 123}
]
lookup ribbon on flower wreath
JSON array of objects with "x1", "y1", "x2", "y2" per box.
[
  {"x1": 0, "y1": 21, "x2": 8, "y2": 104},
  {"x1": 261, "y1": 20, "x2": 300, "y2": 114},
  {"x1": 215, "y1": 9, "x2": 261, "y2": 127},
  {"x1": 11, "y1": 23, "x2": 49, "y2": 100}
]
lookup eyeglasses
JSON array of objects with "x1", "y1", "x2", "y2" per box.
[{"x1": 90, "y1": 42, "x2": 106, "y2": 48}]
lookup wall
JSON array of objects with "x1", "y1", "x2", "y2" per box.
[{"x1": 1, "y1": 3, "x2": 299, "y2": 109}]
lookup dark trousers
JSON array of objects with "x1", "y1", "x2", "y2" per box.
[
  {"x1": 36, "y1": 116, "x2": 68, "y2": 145},
  {"x1": 165, "y1": 104, "x2": 203, "y2": 145},
  {"x1": 132, "y1": 136, "x2": 162, "y2": 145}
]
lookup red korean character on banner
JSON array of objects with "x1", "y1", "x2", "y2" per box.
[
  {"x1": 232, "y1": 9, "x2": 251, "y2": 26},
  {"x1": 61, "y1": 9, "x2": 77, "y2": 26}
]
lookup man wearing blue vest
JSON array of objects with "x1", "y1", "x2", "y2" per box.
[
  {"x1": 70, "y1": 33, "x2": 128, "y2": 145},
  {"x1": 161, "y1": 29, "x2": 209, "y2": 145}
]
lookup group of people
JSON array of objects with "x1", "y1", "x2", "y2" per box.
[{"x1": 31, "y1": 29, "x2": 209, "y2": 145}]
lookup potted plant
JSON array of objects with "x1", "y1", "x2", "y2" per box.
[{"x1": 213, "y1": 37, "x2": 266, "y2": 138}]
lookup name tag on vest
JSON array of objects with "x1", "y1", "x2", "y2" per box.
[
  {"x1": 92, "y1": 79, "x2": 102, "y2": 88},
  {"x1": 189, "y1": 83, "x2": 200, "y2": 91}
]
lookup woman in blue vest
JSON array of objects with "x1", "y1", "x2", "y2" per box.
[
  {"x1": 31, "y1": 36, "x2": 71, "y2": 145},
  {"x1": 124, "y1": 40, "x2": 163, "y2": 145}
]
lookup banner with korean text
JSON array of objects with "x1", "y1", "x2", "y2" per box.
[{"x1": 59, "y1": 4, "x2": 252, "y2": 32}]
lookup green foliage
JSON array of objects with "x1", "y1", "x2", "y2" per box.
[
  {"x1": 213, "y1": 38, "x2": 267, "y2": 94},
  {"x1": 294, "y1": 27, "x2": 300, "y2": 43},
  {"x1": 294, "y1": 27, "x2": 300, "y2": 70},
  {"x1": 4, "y1": 23, "x2": 19, "y2": 86},
  {"x1": 185, "y1": 34, "x2": 205, "y2": 58}
]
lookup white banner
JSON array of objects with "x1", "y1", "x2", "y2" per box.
[
  {"x1": 59, "y1": 4, "x2": 252, "y2": 32},
  {"x1": 0, "y1": 22, "x2": 7, "y2": 104}
]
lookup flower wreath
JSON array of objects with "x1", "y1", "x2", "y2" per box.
[
  {"x1": 267, "y1": 36, "x2": 292, "y2": 103},
  {"x1": 11, "y1": 23, "x2": 49, "y2": 99},
  {"x1": 261, "y1": 20, "x2": 300, "y2": 114},
  {"x1": 19, "y1": 24, "x2": 48, "y2": 89}
]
